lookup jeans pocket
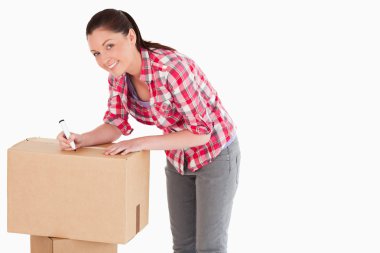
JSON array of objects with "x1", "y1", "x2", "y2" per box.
[{"x1": 212, "y1": 148, "x2": 230, "y2": 161}]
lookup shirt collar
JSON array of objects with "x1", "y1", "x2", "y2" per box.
[
  {"x1": 110, "y1": 48, "x2": 153, "y2": 89},
  {"x1": 139, "y1": 48, "x2": 153, "y2": 85}
]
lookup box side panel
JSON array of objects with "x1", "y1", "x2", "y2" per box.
[
  {"x1": 124, "y1": 150, "x2": 150, "y2": 242},
  {"x1": 8, "y1": 149, "x2": 127, "y2": 243}
]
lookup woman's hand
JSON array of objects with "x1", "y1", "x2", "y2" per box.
[
  {"x1": 57, "y1": 131, "x2": 84, "y2": 151},
  {"x1": 104, "y1": 138, "x2": 143, "y2": 155}
]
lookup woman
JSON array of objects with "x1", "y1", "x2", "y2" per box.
[{"x1": 57, "y1": 8, "x2": 240, "y2": 253}]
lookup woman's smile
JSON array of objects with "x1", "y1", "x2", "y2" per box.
[{"x1": 107, "y1": 60, "x2": 119, "y2": 70}]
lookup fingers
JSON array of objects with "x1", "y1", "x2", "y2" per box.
[
  {"x1": 121, "y1": 150, "x2": 130, "y2": 155},
  {"x1": 60, "y1": 141, "x2": 74, "y2": 151},
  {"x1": 61, "y1": 140, "x2": 74, "y2": 150},
  {"x1": 105, "y1": 146, "x2": 123, "y2": 155},
  {"x1": 104, "y1": 145, "x2": 114, "y2": 155},
  {"x1": 105, "y1": 144, "x2": 130, "y2": 156},
  {"x1": 57, "y1": 131, "x2": 66, "y2": 141},
  {"x1": 57, "y1": 131, "x2": 76, "y2": 151}
]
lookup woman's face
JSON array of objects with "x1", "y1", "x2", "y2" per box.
[{"x1": 87, "y1": 28, "x2": 138, "y2": 77}]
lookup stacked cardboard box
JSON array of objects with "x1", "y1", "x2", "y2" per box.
[
  {"x1": 30, "y1": 236, "x2": 117, "y2": 253},
  {"x1": 7, "y1": 138, "x2": 150, "y2": 252}
]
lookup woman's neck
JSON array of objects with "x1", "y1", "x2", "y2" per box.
[{"x1": 129, "y1": 48, "x2": 142, "y2": 80}]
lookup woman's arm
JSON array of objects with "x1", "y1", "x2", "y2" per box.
[
  {"x1": 81, "y1": 123, "x2": 122, "y2": 147},
  {"x1": 104, "y1": 130, "x2": 211, "y2": 155},
  {"x1": 57, "y1": 123, "x2": 122, "y2": 150}
]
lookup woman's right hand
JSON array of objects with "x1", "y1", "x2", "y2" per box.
[{"x1": 57, "y1": 131, "x2": 84, "y2": 151}]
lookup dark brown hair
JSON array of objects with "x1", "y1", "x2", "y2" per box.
[{"x1": 86, "y1": 9, "x2": 175, "y2": 52}]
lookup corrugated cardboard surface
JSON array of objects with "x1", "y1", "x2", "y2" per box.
[
  {"x1": 30, "y1": 235, "x2": 117, "y2": 253},
  {"x1": 8, "y1": 138, "x2": 150, "y2": 244}
]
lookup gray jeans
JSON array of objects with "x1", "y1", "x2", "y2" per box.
[{"x1": 165, "y1": 138, "x2": 241, "y2": 253}]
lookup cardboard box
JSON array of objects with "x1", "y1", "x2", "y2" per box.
[
  {"x1": 30, "y1": 235, "x2": 117, "y2": 253},
  {"x1": 8, "y1": 138, "x2": 150, "y2": 244}
]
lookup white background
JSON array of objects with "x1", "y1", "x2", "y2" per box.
[{"x1": 0, "y1": 0, "x2": 379, "y2": 252}]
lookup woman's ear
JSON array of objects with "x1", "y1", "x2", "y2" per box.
[{"x1": 128, "y1": 28, "x2": 137, "y2": 44}]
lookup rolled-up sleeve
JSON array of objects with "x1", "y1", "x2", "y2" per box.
[
  {"x1": 103, "y1": 77, "x2": 133, "y2": 136},
  {"x1": 166, "y1": 63, "x2": 213, "y2": 135}
]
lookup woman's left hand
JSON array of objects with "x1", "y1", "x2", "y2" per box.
[{"x1": 104, "y1": 138, "x2": 143, "y2": 155}]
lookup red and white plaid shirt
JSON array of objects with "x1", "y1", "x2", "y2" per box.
[{"x1": 103, "y1": 48, "x2": 236, "y2": 174}]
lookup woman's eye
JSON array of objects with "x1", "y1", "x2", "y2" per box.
[
  {"x1": 93, "y1": 52, "x2": 100, "y2": 57},
  {"x1": 106, "y1": 44, "x2": 114, "y2": 50}
]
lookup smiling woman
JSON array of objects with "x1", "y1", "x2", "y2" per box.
[
  {"x1": 56, "y1": 8, "x2": 240, "y2": 253},
  {"x1": 88, "y1": 29, "x2": 151, "y2": 101}
]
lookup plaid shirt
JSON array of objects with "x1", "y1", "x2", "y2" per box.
[{"x1": 103, "y1": 48, "x2": 236, "y2": 174}]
